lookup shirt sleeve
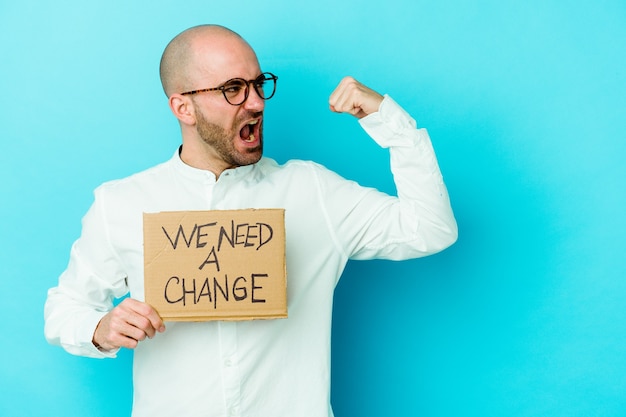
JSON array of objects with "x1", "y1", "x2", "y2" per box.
[
  {"x1": 316, "y1": 94, "x2": 458, "y2": 260},
  {"x1": 44, "y1": 186, "x2": 127, "y2": 358}
]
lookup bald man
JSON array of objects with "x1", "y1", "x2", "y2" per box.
[{"x1": 45, "y1": 24, "x2": 457, "y2": 417}]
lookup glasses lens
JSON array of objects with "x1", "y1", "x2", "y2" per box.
[
  {"x1": 253, "y1": 73, "x2": 277, "y2": 100},
  {"x1": 222, "y1": 79, "x2": 248, "y2": 105}
]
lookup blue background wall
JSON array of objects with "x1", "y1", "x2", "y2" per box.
[{"x1": 1, "y1": 1, "x2": 625, "y2": 416}]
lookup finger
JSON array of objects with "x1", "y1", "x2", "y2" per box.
[
  {"x1": 329, "y1": 76, "x2": 381, "y2": 118},
  {"x1": 93, "y1": 311, "x2": 141, "y2": 350},
  {"x1": 103, "y1": 304, "x2": 147, "y2": 340},
  {"x1": 106, "y1": 319, "x2": 143, "y2": 349},
  {"x1": 328, "y1": 77, "x2": 355, "y2": 113},
  {"x1": 123, "y1": 298, "x2": 166, "y2": 334},
  {"x1": 143, "y1": 306, "x2": 166, "y2": 334},
  {"x1": 118, "y1": 310, "x2": 156, "y2": 340}
]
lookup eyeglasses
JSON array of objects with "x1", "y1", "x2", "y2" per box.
[{"x1": 180, "y1": 72, "x2": 278, "y2": 106}]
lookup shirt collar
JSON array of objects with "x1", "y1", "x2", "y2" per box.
[{"x1": 170, "y1": 146, "x2": 256, "y2": 182}]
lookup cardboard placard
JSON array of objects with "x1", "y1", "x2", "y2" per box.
[{"x1": 143, "y1": 209, "x2": 287, "y2": 321}]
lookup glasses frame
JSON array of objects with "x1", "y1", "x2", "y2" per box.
[{"x1": 180, "y1": 72, "x2": 278, "y2": 106}]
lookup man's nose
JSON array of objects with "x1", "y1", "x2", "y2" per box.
[{"x1": 243, "y1": 86, "x2": 265, "y2": 111}]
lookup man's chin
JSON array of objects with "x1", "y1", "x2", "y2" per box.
[{"x1": 233, "y1": 146, "x2": 263, "y2": 167}]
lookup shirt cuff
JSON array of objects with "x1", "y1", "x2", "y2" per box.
[
  {"x1": 358, "y1": 94, "x2": 423, "y2": 148},
  {"x1": 67, "y1": 310, "x2": 119, "y2": 359}
]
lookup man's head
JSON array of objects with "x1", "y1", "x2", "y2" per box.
[{"x1": 160, "y1": 25, "x2": 271, "y2": 175}]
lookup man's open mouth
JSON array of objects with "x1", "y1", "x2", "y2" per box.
[{"x1": 240, "y1": 119, "x2": 260, "y2": 143}]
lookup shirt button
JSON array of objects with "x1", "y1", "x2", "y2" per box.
[{"x1": 224, "y1": 358, "x2": 233, "y2": 367}]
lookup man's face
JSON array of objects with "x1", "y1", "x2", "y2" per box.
[{"x1": 185, "y1": 35, "x2": 267, "y2": 172}]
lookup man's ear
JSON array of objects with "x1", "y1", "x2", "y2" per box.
[{"x1": 168, "y1": 94, "x2": 196, "y2": 126}]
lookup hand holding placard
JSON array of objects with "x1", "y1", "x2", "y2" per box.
[{"x1": 92, "y1": 298, "x2": 165, "y2": 351}]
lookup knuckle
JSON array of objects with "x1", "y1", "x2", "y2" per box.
[
  {"x1": 136, "y1": 302, "x2": 153, "y2": 316},
  {"x1": 109, "y1": 318, "x2": 126, "y2": 334},
  {"x1": 137, "y1": 316, "x2": 151, "y2": 330}
]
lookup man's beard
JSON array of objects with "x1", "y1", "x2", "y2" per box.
[{"x1": 195, "y1": 107, "x2": 263, "y2": 168}]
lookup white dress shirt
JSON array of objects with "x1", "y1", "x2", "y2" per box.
[{"x1": 44, "y1": 95, "x2": 457, "y2": 417}]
